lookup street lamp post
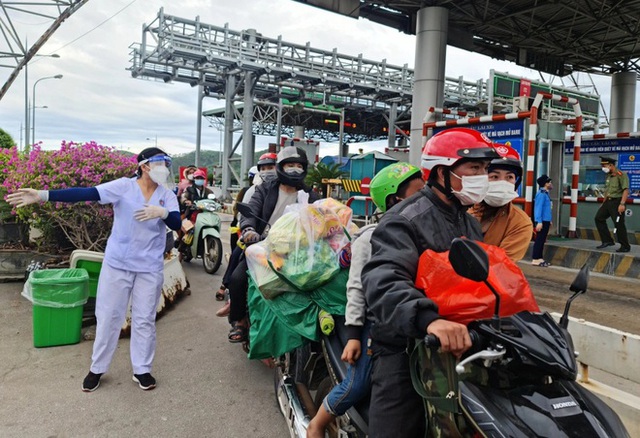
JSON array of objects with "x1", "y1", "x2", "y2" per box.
[
  {"x1": 23, "y1": 52, "x2": 60, "y2": 150},
  {"x1": 32, "y1": 74, "x2": 63, "y2": 145},
  {"x1": 146, "y1": 135, "x2": 158, "y2": 147}
]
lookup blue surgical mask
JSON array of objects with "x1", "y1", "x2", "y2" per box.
[{"x1": 194, "y1": 179, "x2": 205, "y2": 187}]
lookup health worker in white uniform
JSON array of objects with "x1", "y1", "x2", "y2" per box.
[{"x1": 8, "y1": 147, "x2": 181, "y2": 392}]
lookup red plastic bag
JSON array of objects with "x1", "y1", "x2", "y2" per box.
[{"x1": 415, "y1": 242, "x2": 539, "y2": 325}]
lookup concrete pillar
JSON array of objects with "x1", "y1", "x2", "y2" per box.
[
  {"x1": 242, "y1": 71, "x2": 255, "y2": 186},
  {"x1": 409, "y1": 6, "x2": 448, "y2": 166},
  {"x1": 609, "y1": 71, "x2": 637, "y2": 133},
  {"x1": 293, "y1": 125, "x2": 305, "y2": 139},
  {"x1": 222, "y1": 75, "x2": 236, "y2": 194}
]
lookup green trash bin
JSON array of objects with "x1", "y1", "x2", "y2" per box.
[{"x1": 24, "y1": 268, "x2": 89, "y2": 348}]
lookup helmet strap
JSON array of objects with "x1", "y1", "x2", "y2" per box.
[{"x1": 428, "y1": 167, "x2": 456, "y2": 200}]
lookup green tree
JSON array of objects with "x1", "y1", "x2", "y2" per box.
[
  {"x1": 0, "y1": 129, "x2": 15, "y2": 149},
  {"x1": 305, "y1": 162, "x2": 348, "y2": 198}
]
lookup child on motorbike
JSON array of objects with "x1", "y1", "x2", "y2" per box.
[
  {"x1": 306, "y1": 162, "x2": 425, "y2": 438},
  {"x1": 468, "y1": 144, "x2": 532, "y2": 261},
  {"x1": 227, "y1": 147, "x2": 318, "y2": 344},
  {"x1": 362, "y1": 128, "x2": 500, "y2": 437}
]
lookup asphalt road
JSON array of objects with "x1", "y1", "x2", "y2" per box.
[
  {"x1": 0, "y1": 256, "x2": 289, "y2": 438},
  {"x1": 2, "y1": 238, "x2": 638, "y2": 437},
  {"x1": 518, "y1": 262, "x2": 640, "y2": 335}
]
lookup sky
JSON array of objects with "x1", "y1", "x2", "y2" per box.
[{"x1": 0, "y1": 0, "x2": 636, "y2": 159}]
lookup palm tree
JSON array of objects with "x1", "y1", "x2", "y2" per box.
[{"x1": 306, "y1": 162, "x2": 348, "y2": 198}]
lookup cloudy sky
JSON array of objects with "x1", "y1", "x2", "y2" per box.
[{"x1": 0, "y1": 0, "x2": 635, "y2": 158}]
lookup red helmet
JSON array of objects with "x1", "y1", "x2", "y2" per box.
[
  {"x1": 421, "y1": 128, "x2": 500, "y2": 179},
  {"x1": 489, "y1": 143, "x2": 523, "y2": 188},
  {"x1": 193, "y1": 169, "x2": 207, "y2": 179},
  {"x1": 257, "y1": 152, "x2": 277, "y2": 169}
]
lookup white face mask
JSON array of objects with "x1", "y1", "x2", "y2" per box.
[
  {"x1": 149, "y1": 165, "x2": 170, "y2": 184},
  {"x1": 450, "y1": 172, "x2": 489, "y2": 205},
  {"x1": 284, "y1": 167, "x2": 304, "y2": 175},
  {"x1": 602, "y1": 166, "x2": 610, "y2": 174},
  {"x1": 484, "y1": 180, "x2": 518, "y2": 207},
  {"x1": 260, "y1": 169, "x2": 277, "y2": 183},
  {"x1": 187, "y1": 174, "x2": 194, "y2": 181}
]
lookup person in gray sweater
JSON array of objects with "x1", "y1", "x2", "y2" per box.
[{"x1": 307, "y1": 162, "x2": 425, "y2": 438}]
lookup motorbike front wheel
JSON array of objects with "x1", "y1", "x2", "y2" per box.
[{"x1": 203, "y1": 235, "x2": 223, "y2": 274}]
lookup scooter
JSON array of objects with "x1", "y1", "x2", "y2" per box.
[
  {"x1": 274, "y1": 238, "x2": 630, "y2": 437},
  {"x1": 413, "y1": 238, "x2": 630, "y2": 437},
  {"x1": 179, "y1": 194, "x2": 224, "y2": 274}
]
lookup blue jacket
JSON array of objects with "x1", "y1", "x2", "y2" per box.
[{"x1": 534, "y1": 189, "x2": 552, "y2": 223}]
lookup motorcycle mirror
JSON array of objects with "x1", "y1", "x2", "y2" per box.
[
  {"x1": 448, "y1": 238, "x2": 489, "y2": 282},
  {"x1": 207, "y1": 193, "x2": 216, "y2": 200},
  {"x1": 569, "y1": 263, "x2": 590, "y2": 293},
  {"x1": 236, "y1": 202, "x2": 254, "y2": 218},
  {"x1": 560, "y1": 263, "x2": 590, "y2": 329}
]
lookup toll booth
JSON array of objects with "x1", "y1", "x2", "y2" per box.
[
  {"x1": 347, "y1": 151, "x2": 397, "y2": 216},
  {"x1": 280, "y1": 136, "x2": 320, "y2": 163}
]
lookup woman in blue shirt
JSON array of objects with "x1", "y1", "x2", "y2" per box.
[{"x1": 532, "y1": 174, "x2": 553, "y2": 267}]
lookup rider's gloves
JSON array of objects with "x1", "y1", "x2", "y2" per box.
[
  {"x1": 6, "y1": 188, "x2": 48, "y2": 208},
  {"x1": 134, "y1": 204, "x2": 169, "y2": 221},
  {"x1": 241, "y1": 227, "x2": 261, "y2": 245}
]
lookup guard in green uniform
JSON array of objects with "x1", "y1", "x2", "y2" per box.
[{"x1": 595, "y1": 156, "x2": 630, "y2": 253}]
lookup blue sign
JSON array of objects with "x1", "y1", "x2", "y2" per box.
[
  {"x1": 433, "y1": 119, "x2": 526, "y2": 162},
  {"x1": 564, "y1": 138, "x2": 640, "y2": 154},
  {"x1": 618, "y1": 153, "x2": 640, "y2": 197}
]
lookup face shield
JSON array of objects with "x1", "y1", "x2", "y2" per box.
[{"x1": 140, "y1": 155, "x2": 176, "y2": 191}]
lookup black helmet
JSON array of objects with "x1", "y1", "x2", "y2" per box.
[{"x1": 276, "y1": 147, "x2": 308, "y2": 188}]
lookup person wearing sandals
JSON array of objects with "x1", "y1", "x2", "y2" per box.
[
  {"x1": 468, "y1": 144, "x2": 532, "y2": 262},
  {"x1": 215, "y1": 154, "x2": 277, "y2": 315},
  {"x1": 307, "y1": 162, "x2": 425, "y2": 438},
  {"x1": 532, "y1": 174, "x2": 553, "y2": 267},
  {"x1": 7, "y1": 147, "x2": 181, "y2": 392},
  {"x1": 227, "y1": 146, "x2": 318, "y2": 343}
]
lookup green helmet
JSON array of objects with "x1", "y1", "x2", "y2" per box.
[{"x1": 370, "y1": 162, "x2": 422, "y2": 213}]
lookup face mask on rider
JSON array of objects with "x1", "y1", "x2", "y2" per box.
[
  {"x1": 259, "y1": 169, "x2": 277, "y2": 182},
  {"x1": 148, "y1": 165, "x2": 170, "y2": 185},
  {"x1": 194, "y1": 179, "x2": 205, "y2": 187},
  {"x1": 484, "y1": 180, "x2": 518, "y2": 207},
  {"x1": 284, "y1": 167, "x2": 305, "y2": 176},
  {"x1": 449, "y1": 172, "x2": 489, "y2": 205},
  {"x1": 187, "y1": 174, "x2": 194, "y2": 181}
]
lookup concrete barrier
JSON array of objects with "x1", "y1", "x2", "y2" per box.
[{"x1": 552, "y1": 312, "x2": 640, "y2": 435}]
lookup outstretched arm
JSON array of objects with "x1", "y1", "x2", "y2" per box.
[{"x1": 7, "y1": 187, "x2": 100, "y2": 207}]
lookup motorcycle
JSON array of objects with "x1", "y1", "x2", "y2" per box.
[
  {"x1": 179, "y1": 194, "x2": 224, "y2": 274},
  {"x1": 274, "y1": 238, "x2": 630, "y2": 437}
]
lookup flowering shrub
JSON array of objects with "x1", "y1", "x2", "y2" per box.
[
  {"x1": 0, "y1": 147, "x2": 21, "y2": 222},
  {"x1": 2, "y1": 141, "x2": 138, "y2": 251}
]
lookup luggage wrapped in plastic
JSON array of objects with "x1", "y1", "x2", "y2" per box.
[
  {"x1": 247, "y1": 269, "x2": 348, "y2": 360},
  {"x1": 415, "y1": 242, "x2": 539, "y2": 325},
  {"x1": 246, "y1": 197, "x2": 356, "y2": 297}
]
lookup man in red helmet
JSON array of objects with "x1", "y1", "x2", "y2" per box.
[{"x1": 362, "y1": 128, "x2": 500, "y2": 437}]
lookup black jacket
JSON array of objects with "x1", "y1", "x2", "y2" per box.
[
  {"x1": 239, "y1": 180, "x2": 318, "y2": 235},
  {"x1": 362, "y1": 185, "x2": 484, "y2": 353}
]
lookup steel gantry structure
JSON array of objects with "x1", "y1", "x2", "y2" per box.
[
  {"x1": 129, "y1": 8, "x2": 603, "y2": 192},
  {"x1": 128, "y1": 8, "x2": 415, "y2": 192}
]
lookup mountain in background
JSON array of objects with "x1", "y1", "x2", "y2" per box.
[{"x1": 170, "y1": 149, "x2": 270, "y2": 184}]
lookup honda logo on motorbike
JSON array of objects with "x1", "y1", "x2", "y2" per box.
[{"x1": 552, "y1": 401, "x2": 577, "y2": 410}]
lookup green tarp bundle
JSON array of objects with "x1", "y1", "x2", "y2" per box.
[{"x1": 247, "y1": 269, "x2": 348, "y2": 360}]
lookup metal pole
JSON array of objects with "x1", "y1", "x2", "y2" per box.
[
  {"x1": 24, "y1": 59, "x2": 29, "y2": 151},
  {"x1": 388, "y1": 102, "x2": 398, "y2": 148},
  {"x1": 222, "y1": 75, "x2": 236, "y2": 194},
  {"x1": 241, "y1": 71, "x2": 255, "y2": 185},
  {"x1": 338, "y1": 108, "x2": 345, "y2": 160},
  {"x1": 32, "y1": 74, "x2": 63, "y2": 145},
  {"x1": 195, "y1": 84, "x2": 203, "y2": 167}
]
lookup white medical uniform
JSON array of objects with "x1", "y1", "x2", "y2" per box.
[{"x1": 90, "y1": 177, "x2": 179, "y2": 375}]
